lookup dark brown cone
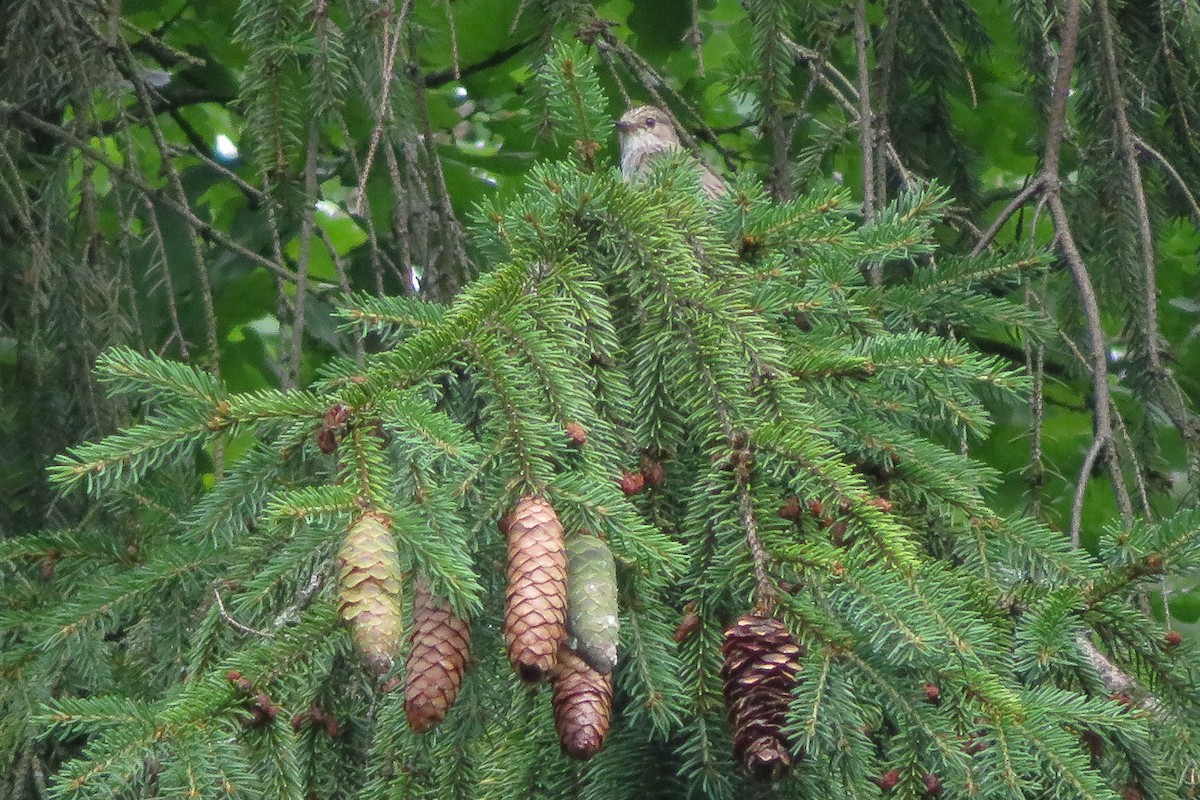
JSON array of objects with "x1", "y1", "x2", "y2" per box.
[
  {"x1": 503, "y1": 495, "x2": 568, "y2": 682},
  {"x1": 721, "y1": 614, "x2": 803, "y2": 781},
  {"x1": 405, "y1": 578, "x2": 472, "y2": 733},
  {"x1": 552, "y1": 645, "x2": 613, "y2": 760}
]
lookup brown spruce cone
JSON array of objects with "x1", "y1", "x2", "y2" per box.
[
  {"x1": 552, "y1": 645, "x2": 613, "y2": 760},
  {"x1": 721, "y1": 614, "x2": 803, "y2": 781},
  {"x1": 337, "y1": 511, "x2": 403, "y2": 676},
  {"x1": 404, "y1": 578, "x2": 472, "y2": 733},
  {"x1": 503, "y1": 494, "x2": 568, "y2": 682}
]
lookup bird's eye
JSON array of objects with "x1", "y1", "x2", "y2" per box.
[{"x1": 645, "y1": 118, "x2": 656, "y2": 129}]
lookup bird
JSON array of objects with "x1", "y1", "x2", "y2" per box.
[{"x1": 615, "y1": 105, "x2": 726, "y2": 199}]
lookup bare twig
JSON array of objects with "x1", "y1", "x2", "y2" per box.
[
  {"x1": 1134, "y1": 135, "x2": 1200, "y2": 227},
  {"x1": 2, "y1": 104, "x2": 314, "y2": 291},
  {"x1": 1075, "y1": 634, "x2": 1161, "y2": 712},
  {"x1": 214, "y1": 589, "x2": 272, "y2": 638},
  {"x1": 1040, "y1": 0, "x2": 1132, "y2": 538},
  {"x1": 353, "y1": 2, "x2": 410, "y2": 211},
  {"x1": 971, "y1": 175, "x2": 1044, "y2": 256},
  {"x1": 853, "y1": 0, "x2": 876, "y2": 227}
]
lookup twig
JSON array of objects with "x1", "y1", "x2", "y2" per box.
[
  {"x1": 1075, "y1": 634, "x2": 1160, "y2": 712},
  {"x1": 214, "y1": 589, "x2": 272, "y2": 638},
  {"x1": 1133, "y1": 135, "x2": 1200, "y2": 227},
  {"x1": 686, "y1": 0, "x2": 705, "y2": 76},
  {"x1": 971, "y1": 175, "x2": 1044, "y2": 256},
  {"x1": 273, "y1": 571, "x2": 327, "y2": 628},
  {"x1": 2, "y1": 104, "x2": 314, "y2": 291},
  {"x1": 353, "y1": 2, "x2": 409, "y2": 213},
  {"x1": 1040, "y1": 0, "x2": 1132, "y2": 537},
  {"x1": 780, "y1": 34, "x2": 916, "y2": 189},
  {"x1": 853, "y1": 0, "x2": 876, "y2": 228},
  {"x1": 1069, "y1": 435, "x2": 1105, "y2": 548},
  {"x1": 1095, "y1": 0, "x2": 1161, "y2": 376}
]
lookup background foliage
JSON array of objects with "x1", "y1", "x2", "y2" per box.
[{"x1": 3, "y1": 0, "x2": 1200, "y2": 798}]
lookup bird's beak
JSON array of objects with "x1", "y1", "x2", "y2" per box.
[{"x1": 615, "y1": 120, "x2": 631, "y2": 133}]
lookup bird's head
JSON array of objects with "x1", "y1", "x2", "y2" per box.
[{"x1": 616, "y1": 105, "x2": 681, "y2": 151}]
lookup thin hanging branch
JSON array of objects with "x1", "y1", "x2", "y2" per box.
[
  {"x1": 1040, "y1": 0, "x2": 1132, "y2": 539},
  {"x1": 853, "y1": 0, "x2": 877, "y2": 227}
]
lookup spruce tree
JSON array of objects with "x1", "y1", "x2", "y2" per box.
[{"x1": 4, "y1": 4, "x2": 1200, "y2": 800}]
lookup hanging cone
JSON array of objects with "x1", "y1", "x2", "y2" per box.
[
  {"x1": 337, "y1": 511, "x2": 403, "y2": 676},
  {"x1": 552, "y1": 645, "x2": 613, "y2": 760},
  {"x1": 404, "y1": 577, "x2": 472, "y2": 733},
  {"x1": 721, "y1": 614, "x2": 803, "y2": 781},
  {"x1": 502, "y1": 495, "x2": 568, "y2": 682},
  {"x1": 566, "y1": 533, "x2": 620, "y2": 674}
]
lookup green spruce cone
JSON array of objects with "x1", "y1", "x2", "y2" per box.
[
  {"x1": 337, "y1": 511, "x2": 403, "y2": 676},
  {"x1": 565, "y1": 533, "x2": 620, "y2": 674}
]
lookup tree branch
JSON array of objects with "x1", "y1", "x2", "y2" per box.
[{"x1": 1039, "y1": 0, "x2": 1132, "y2": 535}]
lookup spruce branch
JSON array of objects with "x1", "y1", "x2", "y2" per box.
[
  {"x1": 1038, "y1": 0, "x2": 1133, "y2": 543},
  {"x1": 0, "y1": 104, "x2": 315, "y2": 292}
]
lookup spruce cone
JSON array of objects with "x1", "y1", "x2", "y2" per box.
[
  {"x1": 721, "y1": 614, "x2": 803, "y2": 781},
  {"x1": 337, "y1": 511, "x2": 403, "y2": 676},
  {"x1": 503, "y1": 495, "x2": 568, "y2": 682},
  {"x1": 566, "y1": 533, "x2": 620, "y2": 674},
  {"x1": 552, "y1": 645, "x2": 613, "y2": 760},
  {"x1": 405, "y1": 578, "x2": 472, "y2": 733}
]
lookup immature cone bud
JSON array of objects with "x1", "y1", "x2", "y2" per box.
[
  {"x1": 566, "y1": 534, "x2": 620, "y2": 674},
  {"x1": 337, "y1": 511, "x2": 403, "y2": 676},
  {"x1": 504, "y1": 495, "x2": 568, "y2": 682},
  {"x1": 552, "y1": 645, "x2": 613, "y2": 760},
  {"x1": 721, "y1": 614, "x2": 803, "y2": 781},
  {"x1": 405, "y1": 578, "x2": 472, "y2": 733}
]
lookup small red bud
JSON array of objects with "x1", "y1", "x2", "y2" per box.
[
  {"x1": 565, "y1": 422, "x2": 587, "y2": 446},
  {"x1": 1109, "y1": 693, "x2": 1134, "y2": 709},
  {"x1": 323, "y1": 715, "x2": 340, "y2": 737},
  {"x1": 868, "y1": 497, "x2": 893, "y2": 513},
  {"x1": 874, "y1": 769, "x2": 901, "y2": 792},
  {"x1": 922, "y1": 774, "x2": 942, "y2": 796},
  {"x1": 640, "y1": 455, "x2": 665, "y2": 487},
  {"x1": 618, "y1": 471, "x2": 645, "y2": 496},
  {"x1": 254, "y1": 694, "x2": 276, "y2": 718},
  {"x1": 1164, "y1": 630, "x2": 1183, "y2": 648},
  {"x1": 964, "y1": 737, "x2": 988, "y2": 755},
  {"x1": 807, "y1": 499, "x2": 824, "y2": 517},
  {"x1": 225, "y1": 670, "x2": 243, "y2": 683},
  {"x1": 923, "y1": 683, "x2": 941, "y2": 703},
  {"x1": 323, "y1": 403, "x2": 350, "y2": 429},
  {"x1": 316, "y1": 428, "x2": 337, "y2": 454},
  {"x1": 290, "y1": 713, "x2": 308, "y2": 732},
  {"x1": 673, "y1": 607, "x2": 701, "y2": 643},
  {"x1": 778, "y1": 496, "x2": 802, "y2": 521}
]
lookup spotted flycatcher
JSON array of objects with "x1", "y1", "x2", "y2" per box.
[{"x1": 615, "y1": 105, "x2": 726, "y2": 199}]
